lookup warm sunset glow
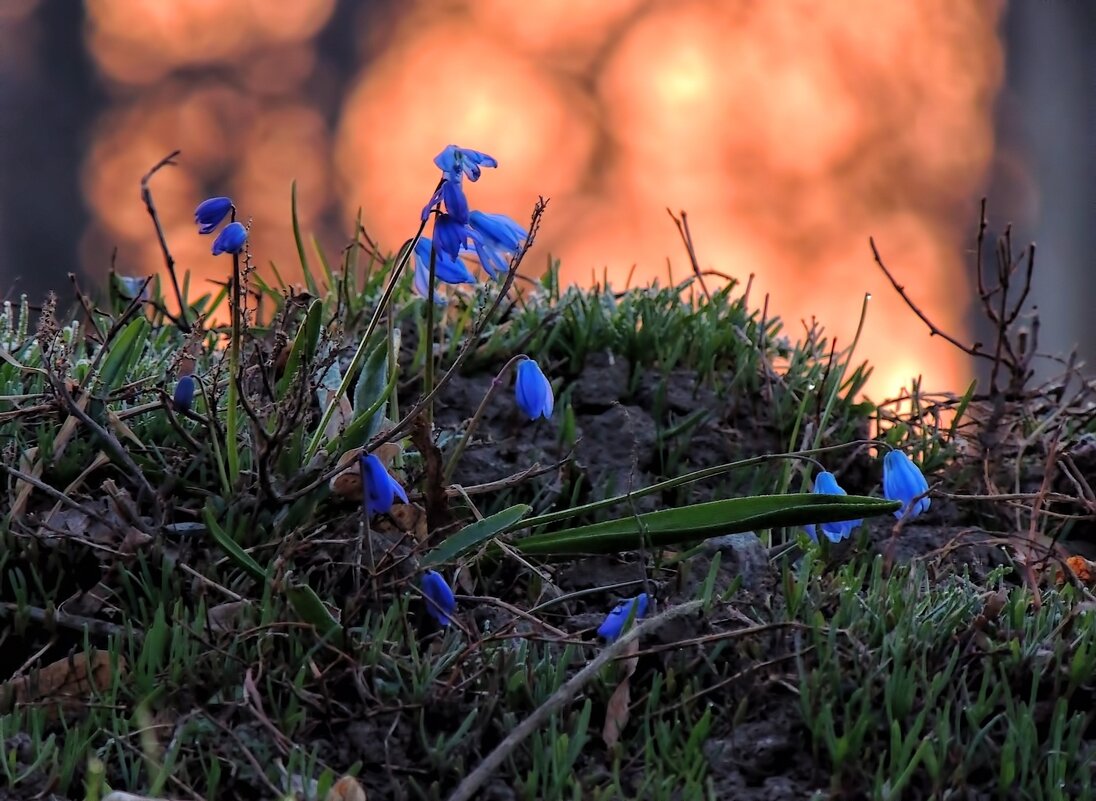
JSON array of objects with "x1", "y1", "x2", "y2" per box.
[{"x1": 79, "y1": 0, "x2": 1005, "y2": 399}]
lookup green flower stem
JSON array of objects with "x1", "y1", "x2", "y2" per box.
[
  {"x1": 303, "y1": 212, "x2": 432, "y2": 463},
  {"x1": 225, "y1": 250, "x2": 242, "y2": 486},
  {"x1": 443, "y1": 354, "x2": 527, "y2": 483}
]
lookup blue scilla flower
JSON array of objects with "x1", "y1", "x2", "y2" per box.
[
  {"x1": 421, "y1": 570, "x2": 456, "y2": 627},
  {"x1": 117, "y1": 275, "x2": 150, "y2": 302},
  {"x1": 359, "y1": 453, "x2": 408, "y2": 515},
  {"x1": 468, "y1": 211, "x2": 526, "y2": 278},
  {"x1": 882, "y1": 450, "x2": 930, "y2": 519},
  {"x1": 211, "y1": 221, "x2": 248, "y2": 256},
  {"x1": 173, "y1": 374, "x2": 196, "y2": 413},
  {"x1": 805, "y1": 471, "x2": 861, "y2": 543},
  {"x1": 413, "y1": 261, "x2": 448, "y2": 306},
  {"x1": 433, "y1": 213, "x2": 469, "y2": 262},
  {"x1": 514, "y1": 359, "x2": 553, "y2": 420},
  {"x1": 598, "y1": 593, "x2": 649, "y2": 641},
  {"x1": 194, "y1": 197, "x2": 232, "y2": 234},
  {"x1": 413, "y1": 237, "x2": 476, "y2": 285},
  {"x1": 433, "y1": 145, "x2": 498, "y2": 182}
]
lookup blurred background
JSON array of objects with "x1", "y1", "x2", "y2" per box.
[{"x1": 0, "y1": 0, "x2": 1093, "y2": 398}]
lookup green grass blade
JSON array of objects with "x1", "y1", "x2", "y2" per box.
[
  {"x1": 203, "y1": 507, "x2": 268, "y2": 584},
  {"x1": 275, "y1": 298, "x2": 323, "y2": 401},
  {"x1": 422, "y1": 504, "x2": 531, "y2": 568},
  {"x1": 291, "y1": 180, "x2": 319, "y2": 296},
  {"x1": 97, "y1": 317, "x2": 148, "y2": 392},
  {"x1": 286, "y1": 582, "x2": 344, "y2": 644},
  {"x1": 515, "y1": 494, "x2": 900, "y2": 555}
]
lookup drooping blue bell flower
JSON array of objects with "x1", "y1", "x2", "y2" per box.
[
  {"x1": 805, "y1": 471, "x2": 861, "y2": 543},
  {"x1": 514, "y1": 359, "x2": 553, "y2": 420},
  {"x1": 468, "y1": 211, "x2": 526, "y2": 278},
  {"x1": 421, "y1": 570, "x2": 456, "y2": 627},
  {"x1": 211, "y1": 221, "x2": 248, "y2": 256},
  {"x1": 412, "y1": 237, "x2": 476, "y2": 285},
  {"x1": 597, "y1": 593, "x2": 649, "y2": 641},
  {"x1": 194, "y1": 197, "x2": 233, "y2": 235},
  {"x1": 173, "y1": 374, "x2": 196, "y2": 413},
  {"x1": 882, "y1": 450, "x2": 930, "y2": 519},
  {"x1": 433, "y1": 145, "x2": 498, "y2": 182},
  {"x1": 358, "y1": 453, "x2": 408, "y2": 515},
  {"x1": 413, "y1": 260, "x2": 448, "y2": 306}
]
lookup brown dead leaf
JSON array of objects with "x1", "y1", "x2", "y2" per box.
[
  {"x1": 0, "y1": 650, "x2": 126, "y2": 717},
  {"x1": 1065, "y1": 555, "x2": 1096, "y2": 584},
  {"x1": 602, "y1": 638, "x2": 640, "y2": 748},
  {"x1": 208, "y1": 600, "x2": 252, "y2": 634},
  {"x1": 388, "y1": 502, "x2": 428, "y2": 540},
  {"x1": 326, "y1": 775, "x2": 367, "y2": 801},
  {"x1": 411, "y1": 413, "x2": 451, "y2": 534}
]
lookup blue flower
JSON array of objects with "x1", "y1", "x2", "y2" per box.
[
  {"x1": 597, "y1": 593, "x2": 649, "y2": 641},
  {"x1": 514, "y1": 359, "x2": 553, "y2": 420},
  {"x1": 194, "y1": 197, "x2": 232, "y2": 235},
  {"x1": 433, "y1": 213, "x2": 468, "y2": 262},
  {"x1": 468, "y1": 211, "x2": 526, "y2": 278},
  {"x1": 421, "y1": 570, "x2": 456, "y2": 627},
  {"x1": 441, "y1": 179, "x2": 470, "y2": 224},
  {"x1": 359, "y1": 453, "x2": 409, "y2": 515},
  {"x1": 882, "y1": 450, "x2": 930, "y2": 519},
  {"x1": 173, "y1": 375, "x2": 195, "y2": 413},
  {"x1": 117, "y1": 275, "x2": 150, "y2": 301},
  {"x1": 433, "y1": 145, "x2": 498, "y2": 182},
  {"x1": 805, "y1": 471, "x2": 861, "y2": 543},
  {"x1": 211, "y1": 222, "x2": 248, "y2": 256},
  {"x1": 413, "y1": 261, "x2": 448, "y2": 306},
  {"x1": 413, "y1": 237, "x2": 476, "y2": 285}
]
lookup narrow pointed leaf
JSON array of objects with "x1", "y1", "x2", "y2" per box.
[
  {"x1": 275, "y1": 298, "x2": 323, "y2": 400},
  {"x1": 422, "y1": 504, "x2": 531, "y2": 568},
  {"x1": 515, "y1": 494, "x2": 900, "y2": 555},
  {"x1": 287, "y1": 583, "x2": 344, "y2": 645}
]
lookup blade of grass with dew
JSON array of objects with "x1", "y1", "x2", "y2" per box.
[{"x1": 515, "y1": 494, "x2": 899, "y2": 555}]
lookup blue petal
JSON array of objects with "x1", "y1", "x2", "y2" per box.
[
  {"x1": 472, "y1": 238, "x2": 509, "y2": 279},
  {"x1": 413, "y1": 261, "x2": 448, "y2": 305},
  {"x1": 515, "y1": 360, "x2": 553, "y2": 420},
  {"x1": 597, "y1": 593, "x2": 649, "y2": 641},
  {"x1": 441, "y1": 180, "x2": 469, "y2": 224},
  {"x1": 211, "y1": 222, "x2": 248, "y2": 256},
  {"x1": 359, "y1": 453, "x2": 406, "y2": 515},
  {"x1": 469, "y1": 211, "x2": 525, "y2": 251},
  {"x1": 883, "y1": 451, "x2": 930, "y2": 519},
  {"x1": 173, "y1": 375, "x2": 195, "y2": 413},
  {"x1": 421, "y1": 570, "x2": 456, "y2": 626},
  {"x1": 433, "y1": 145, "x2": 498, "y2": 181},
  {"x1": 194, "y1": 196, "x2": 232, "y2": 234},
  {"x1": 433, "y1": 214, "x2": 468, "y2": 262}
]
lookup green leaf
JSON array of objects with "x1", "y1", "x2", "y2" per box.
[
  {"x1": 286, "y1": 583, "x2": 344, "y2": 644},
  {"x1": 203, "y1": 507, "x2": 268, "y2": 583},
  {"x1": 275, "y1": 298, "x2": 323, "y2": 400},
  {"x1": 515, "y1": 494, "x2": 900, "y2": 555},
  {"x1": 422, "y1": 504, "x2": 531, "y2": 568},
  {"x1": 351, "y1": 333, "x2": 389, "y2": 430},
  {"x1": 291, "y1": 181, "x2": 318, "y2": 297},
  {"x1": 97, "y1": 317, "x2": 149, "y2": 392}
]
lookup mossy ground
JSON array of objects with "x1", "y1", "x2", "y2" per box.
[{"x1": 1, "y1": 201, "x2": 1095, "y2": 801}]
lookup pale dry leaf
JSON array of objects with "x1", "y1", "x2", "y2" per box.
[
  {"x1": 326, "y1": 775, "x2": 367, "y2": 801},
  {"x1": 0, "y1": 650, "x2": 126, "y2": 718},
  {"x1": 602, "y1": 638, "x2": 640, "y2": 748},
  {"x1": 208, "y1": 600, "x2": 251, "y2": 634}
]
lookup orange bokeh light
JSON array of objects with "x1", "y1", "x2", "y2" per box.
[{"x1": 78, "y1": 0, "x2": 1006, "y2": 398}]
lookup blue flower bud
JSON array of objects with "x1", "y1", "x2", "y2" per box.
[
  {"x1": 597, "y1": 593, "x2": 649, "y2": 641},
  {"x1": 882, "y1": 450, "x2": 930, "y2": 519},
  {"x1": 421, "y1": 570, "x2": 456, "y2": 627},
  {"x1": 194, "y1": 197, "x2": 232, "y2": 235},
  {"x1": 211, "y1": 221, "x2": 248, "y2": 256},
  {"x1": 358, "y1": 453, "x2": 408, "y2": 516},
  {"x1": 117, "y1": 275, "x2": 150, "y2": 302},
  {"x1": 173, "y1": 374, "x2": 196, "y2": 413},
  {"x1": 514, "y1": 359, "x2": 553, "y2": 420},
  {"x1": 433, "y1": 145, "x2": 498, "y2": 182},
  {"x1": 805, "y1": 471, "x2": 861, "y2": 543}
]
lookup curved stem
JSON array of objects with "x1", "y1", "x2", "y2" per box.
[{"x1": 442, "y1": 354, "x2": 527, "y2": 483}]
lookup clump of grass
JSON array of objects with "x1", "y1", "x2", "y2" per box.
[{"x1": 0, "y1": 151, "x2": 1091, "y2": 801}]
